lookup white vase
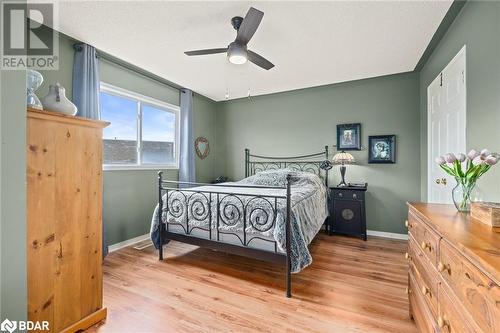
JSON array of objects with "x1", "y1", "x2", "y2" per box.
[{"x1": 41, "y1": 83, "x2": 78, "y2": 116}]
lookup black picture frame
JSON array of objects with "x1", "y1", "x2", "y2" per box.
[
  {"x1": 336, "y1": 123, "x2": 361, "y2": 151},
  {"x1": 368, "y1": 135, "x2": 396, "y2": 164}
]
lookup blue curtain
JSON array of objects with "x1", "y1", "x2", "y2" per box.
[
  {"x1": 179, "y1": 89, "x2": 195, "y2": 185},
  {"x1": 72, "y1": 44, "x2": 100, "y2": 119},
  {"x1": 72, "y1": 43, "x2": 107, "y2": 256}
]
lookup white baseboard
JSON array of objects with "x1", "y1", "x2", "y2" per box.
[
  {"x1": 108, "y1": 233, "x2": 150, "y2": 253},
  {"x1": 367, "y1": 230, "x2": 408, "y2": 240}
]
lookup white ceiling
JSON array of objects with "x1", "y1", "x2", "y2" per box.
[{"x1": 52, "y1": 1, "x2": 452, "y2": 101}]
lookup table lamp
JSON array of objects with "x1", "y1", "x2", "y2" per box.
[{"x1": 332, "y1": 151, "x2": 356, "y2": 187}]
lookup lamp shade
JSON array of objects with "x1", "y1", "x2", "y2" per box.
[{"x1": 332, "y1": 151, "x2": 356, "y2": 165}]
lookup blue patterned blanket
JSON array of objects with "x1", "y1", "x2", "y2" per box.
[{"x1": 150, "y1": 169, "x2": 328, "y2": 273}]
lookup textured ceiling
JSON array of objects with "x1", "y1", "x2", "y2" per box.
[{"x1": 52, "y1": 1, "x2": 452, "y2": 101}]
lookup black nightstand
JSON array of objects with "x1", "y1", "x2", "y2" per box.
[{"x1": 328, "y1": 185, "x2": 368, "y2": 240}]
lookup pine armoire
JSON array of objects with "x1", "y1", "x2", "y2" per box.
[{"x1": 27, "y1": 108, "x2": 109, "y2": 333}]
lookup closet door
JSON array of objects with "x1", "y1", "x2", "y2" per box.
[{"x1": 427, "y1": 46, "x2": 466, "y2": 204}]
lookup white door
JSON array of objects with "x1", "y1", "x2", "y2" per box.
[{"x1": 427, "y1": 46, "x2": 467, "y2": 203}]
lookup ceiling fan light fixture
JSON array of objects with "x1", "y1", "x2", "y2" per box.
[{"x1": 227, "y1": 42, "x2": 247, "y2": 65}]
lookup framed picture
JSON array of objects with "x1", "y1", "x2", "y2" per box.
[
  {"x1": 368, "y1": 135, "x2": 396, "y2": 164},
  {"x1": 336, "y1": 123, "x2": 361, "y2": 151}
]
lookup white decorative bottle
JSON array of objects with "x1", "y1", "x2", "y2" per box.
[{"x1": 41, "y1": 83, "x2": 78, "y2": 116}]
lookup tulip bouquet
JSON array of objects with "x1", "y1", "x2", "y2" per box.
[{"x1": 435, "y1": 149, "x2": 499, "y2": 211}]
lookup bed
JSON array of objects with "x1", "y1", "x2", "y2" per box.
[{"x1": 150, "y1": 147, "x2": 330, "y2": 297}]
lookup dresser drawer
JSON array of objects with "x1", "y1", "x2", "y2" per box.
[
  {"x1": 408, "y1": 236, "x2": 438, "y2": 318},
  {"x1": 438, "y1": 283, "x2": 481, "y2": 333},
  {"x1": 409, "y1": 272, "x2": 439, "y2": 333},
  {"x1": 439, "y1": 239, "x2": 500, "y2": 333},
  {"x1": 407, "y1": 211, "x2": 440, "y2": 267}
]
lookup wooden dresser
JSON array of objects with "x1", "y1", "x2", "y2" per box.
[
  {"x1": 406, "y1": 203, "x2": 500, "y2": 333},
  {"x1": 27, "y1": 109, "x2": 109, "y2": 332}
]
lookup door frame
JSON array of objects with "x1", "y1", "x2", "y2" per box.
[{"x1": 427, "y1": 45, "x2": 467, "y2": 202}]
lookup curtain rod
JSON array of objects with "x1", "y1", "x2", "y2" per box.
[{"x1": 73, "y1": 42, "x2": 183, "y2": 92}]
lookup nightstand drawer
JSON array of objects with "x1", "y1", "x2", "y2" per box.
[{"x1": 332, "y1": 189, "x2": 364, "y2": 201}]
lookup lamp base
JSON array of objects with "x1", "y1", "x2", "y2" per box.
[{"x1": 337, "y1": 165, "x2": 347, "y2": 187}]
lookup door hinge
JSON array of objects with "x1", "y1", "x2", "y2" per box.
[
  {"x1": 439, "y1": 73, "x2": 443, "y2": 87},
  {"x1": 462, "y1": 70, "x2": 465, "y2": 83}
]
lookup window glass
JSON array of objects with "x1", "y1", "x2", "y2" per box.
[
  {"x1": 100, "y1": 92, "x2": 138, "y2": 164},
  {"x1": 141, "y1": 104, "x2": 176, "y2": 165}
]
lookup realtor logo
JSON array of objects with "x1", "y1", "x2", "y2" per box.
[
  {"x1": 0, "y1": 319, "x2": 17, "y2": 333},
  {"x1": 1, "y1": 1, "x2": 59, "y2": 69}
]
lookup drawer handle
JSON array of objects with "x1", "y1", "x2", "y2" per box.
[
  {"x1": 420, "y1": 241, "x2": 432, "y2": 252},
  {"x1": 338, "y1": 193, "x2": 343, "y2": 197},
  {"x1": 405, "y1": 287, "x2": 411, "y2": 295},
  {"x1": 405, "y1": 220, "x2": 409, "y2": 228},
  {"x1": 421, "y1": 286, "x2": 431, "y2": 297},
  {"x1": 404, "y1": 252, "x2": 412, "y2": 261},
  {"x1": 438, "y1": 316, "x2": 450, "y2": 330},
  {"x1": 352, "y1": 193, "x2": 357, "y2": 199},
  {"x1": 438, "y1": 262, "x2": 451, "y2": 275}
]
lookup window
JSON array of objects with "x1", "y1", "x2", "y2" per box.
[{"x1": 100, "y1": 82, "x2": 180, "y2": 169}]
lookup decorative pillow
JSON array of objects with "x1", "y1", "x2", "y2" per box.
[{"x1": 242, "y1": 168, "x2": 296, "y2": 187}]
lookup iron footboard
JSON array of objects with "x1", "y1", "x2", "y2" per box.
[{"x1": 157, "y1": 172, "x2": 293, "y2": 297}]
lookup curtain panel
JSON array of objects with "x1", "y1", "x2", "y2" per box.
[
  {"x1": 179, "y1": 89, "x2": 195, "y2": 185},
  {"x1": 73, "y1": 43, "x2": 100, "y2": 119}
]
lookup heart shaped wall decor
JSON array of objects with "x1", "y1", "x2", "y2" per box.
[{"x1": 195, "y1": 136, "x2": 210, "y2": 160}]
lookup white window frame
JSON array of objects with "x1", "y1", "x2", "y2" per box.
[{"x1": 100, "y1": 82, "x2": 180, "y2": 171}]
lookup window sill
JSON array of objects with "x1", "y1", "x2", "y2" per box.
[{"x1": 103, "y1": 165, "x2": 179, "y2": 171}]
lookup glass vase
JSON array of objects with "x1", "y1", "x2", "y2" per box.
[{"x1": 452, "y1": 178, "x2": 480, "y2": 212}]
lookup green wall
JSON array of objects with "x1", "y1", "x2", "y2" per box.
[
  {"x1": 419, "y1": 1, "x2": 500, "y2": 202},
  {"x1": 216, "y1": 72, "x2": 421, "y2": 234},
  {"x1": 0, "y1": 66, "x2": 28, "y2": 320},
  {"x1": 36, "y1": 32, "x2": 218, "y2": 246}
]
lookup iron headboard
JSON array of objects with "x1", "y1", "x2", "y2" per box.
[{"x1": 244, "y1": 146, "x2": 330, "y2": 187}]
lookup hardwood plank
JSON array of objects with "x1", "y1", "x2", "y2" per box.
[{"x1": 87, "y1": 234, "x2": 416, "y2": 333}]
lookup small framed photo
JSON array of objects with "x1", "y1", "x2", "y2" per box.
[
  {"x1": 337, "y1": 123, "x2": 361, "y2": 151},
  {"x1": 368, "y1": 135, "x2": 396, "y2": 164}
]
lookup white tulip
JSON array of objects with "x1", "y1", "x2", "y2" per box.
[
  {"x1": 456, "y1": 153, "x2": 466, "y2": 162},
  {"x1": 473, "y1": 156, "x2": 485, "y2": 166},
  {"x1": 444, "y1": 153, "x2": 457, "y2": 163},
  {"x1": 480, "y1": 149, "x2": 491, "y2": 157},
  {"x1": 435, "y1": 156, "x2": 446, "y2": 165},
  {"x1": 485, "y1": 155, "x2": 499, "y2": 166},
  {"x1": 467, "y1": 149, "x2": 479, "y2": 160}
]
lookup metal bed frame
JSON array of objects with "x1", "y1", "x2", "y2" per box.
[{"x1": 157, "y1": 146, "x2": 329, "y2": 297}]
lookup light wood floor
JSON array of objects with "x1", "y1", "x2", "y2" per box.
[{"x1": 88, "y1": 233, "x2": 417, "y2": 333}]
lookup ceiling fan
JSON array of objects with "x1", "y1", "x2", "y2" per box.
[{"x1": 184, "y1": 7, "x2": 274, "y2": 70}]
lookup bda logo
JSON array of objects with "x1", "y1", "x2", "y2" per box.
[{"x1": 0, "y1": 319, "x2": 17, "y2": 333}]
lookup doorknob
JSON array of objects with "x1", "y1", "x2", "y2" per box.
[{"x1": 435, "y1": 178, "x2": 447, "y2": 185}]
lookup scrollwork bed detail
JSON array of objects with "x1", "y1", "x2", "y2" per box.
[
  {"x1": 245, "y1": 146, "x2": 329, "y2": 187},
  {"x1": 156, "y1": 146, "x2": 329, "y2": 298}
]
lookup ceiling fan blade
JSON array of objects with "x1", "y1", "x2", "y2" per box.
[
  {"x1": 248, "y1": 50, "x2": 274, "y2": 70},
  {"x1": 184, "y1": 48, "x2": 227, "y2": 56},
  {"x1": 235, "y1": 7, "x2": 264, "y2": 45}
]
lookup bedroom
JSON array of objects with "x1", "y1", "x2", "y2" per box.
[{"x1": 1, "y1": 0, "x2": 500, "y2": 332}]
